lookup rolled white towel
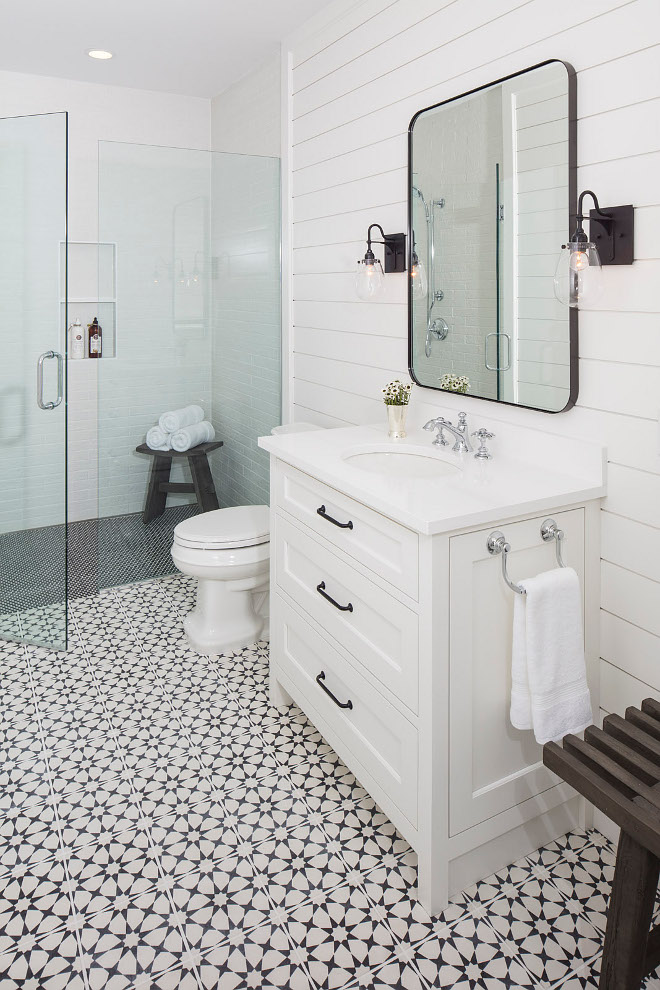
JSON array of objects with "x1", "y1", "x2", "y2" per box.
[
  {"x1": 159, "y1": 404, "x2": 204, "y2": 434},
  {"x1": 171, "y1": 420, "x2": 215, "y2": 452},
  {"x1": 146, "y1": 425, "x2": 172, "y2": 451}
]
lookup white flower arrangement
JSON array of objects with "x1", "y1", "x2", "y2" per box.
[
  {"x1": 439, "y1": 373, "x2": 469, "y2": 394},
  {"x1": 382, "y1": 379, "x2": 412, "y2": 406}
]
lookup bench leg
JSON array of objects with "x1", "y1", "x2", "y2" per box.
[
  {"x1": 143, "y1": 456, "x2": 172, "y2": 524},
  {"x1": 189, "y1": 454, "x2": 220, "y2": 514},
  {"x1": 599, "y1": 830, "x2": 660, "y2": 990}
]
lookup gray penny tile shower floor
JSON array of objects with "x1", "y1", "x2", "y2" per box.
[{"x1": 0, "y1": 573, "x2": 655, "y2": 990}]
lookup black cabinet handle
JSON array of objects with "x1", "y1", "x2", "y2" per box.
[
  {"x1": 316, "y1": 670, "x2": 353, "y2": 710},
  {"x1": 317, "y1": 505, "x2": 353, "y2": 530},
  {"x1": 316, "y1": 581, "x2": 353, "y2": 613}
]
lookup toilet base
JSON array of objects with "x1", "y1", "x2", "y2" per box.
[{"x1": 183, "y1": 578, "x2": 266, "y2": 656}]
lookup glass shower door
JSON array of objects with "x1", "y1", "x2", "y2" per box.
[{"x1": 0, "y1": 112, "x2": 68, "y2": 649}]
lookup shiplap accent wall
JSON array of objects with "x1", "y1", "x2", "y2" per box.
[{"x1": 283, "y1": 1, "x2": 660, "y2": 711}]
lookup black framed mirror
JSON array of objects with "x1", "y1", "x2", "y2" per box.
[{"x1": 408, "y1": 60, "x2": 577, "y2": 413}]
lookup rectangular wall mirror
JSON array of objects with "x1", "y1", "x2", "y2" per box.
[{"x1": 408, "y1": 60, "x2": 577, "y2": 413}]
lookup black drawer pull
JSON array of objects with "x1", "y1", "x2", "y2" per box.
[
  {"x1": 316, "y1": 670, "x2": 353, "y2": 710},
  {"x1": 317, "y1": 505, "x2": 353, "y2": 530},
  {"x1": 316, "y1": 581, "x2": 353, "y2": 613}
]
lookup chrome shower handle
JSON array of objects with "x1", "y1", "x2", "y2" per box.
[{"x1": 37, "y1": 351, "x2": 64, "y2": 410}]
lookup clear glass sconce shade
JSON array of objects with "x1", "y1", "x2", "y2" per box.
[
  {"x1": 553, "y1": 241, "x2": 603, "y2": 308},
  {"x1": 355, "y1": 259, "x2": 384, "y2": 300},
  {"x1": 410, "y1": 256, "x2": 428, "y2": 299}
]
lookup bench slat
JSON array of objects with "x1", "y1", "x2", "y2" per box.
[
  {"x1": 584, "y1": 725, "x2": 660, "y2": 787},
  {"x1": 543, "y1": 742, "x2": 660, "y2": 859}
]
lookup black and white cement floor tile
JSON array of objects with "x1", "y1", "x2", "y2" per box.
[{"x1": 0, "y1": 574, "x2": 643, "y2": 990}]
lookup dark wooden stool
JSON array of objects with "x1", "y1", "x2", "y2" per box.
[
  {"x1": 544, "y1": 699, "x2": 660, "y2": 990},
  {"x1": 136, "y1": 441, "x2": 223, "y2": 524}
]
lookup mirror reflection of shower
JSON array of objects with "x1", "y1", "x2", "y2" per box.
[{"x1": 412, "y1": 184, "x2": 449, "y2": 357}]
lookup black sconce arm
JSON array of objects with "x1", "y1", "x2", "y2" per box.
[
  {"x1": 362, "y1": 223, "x2": 407, "y2": 273},
  {"x1": 571, "y1": 189, "x2": 634, "y2": 264}
]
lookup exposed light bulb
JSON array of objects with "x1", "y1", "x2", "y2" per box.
[
  {"x1": 355, "y1": 255, "x2": 384, "y2": 301},
  {"x1": 569, "y1": 249, "x2": 590, "y2": 272},
  {"x1": 88, "y1": 49, "x2": 113, "y2": 60},
  {"x1": 410, "y1": 252, "x2": 428, "y2": 300},
  {"x1": 554, "y1": 240, "x2": 603, "y2": 308}
]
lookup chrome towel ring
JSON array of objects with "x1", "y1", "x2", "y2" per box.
[{"x1": 487, "y1": 519, "x2": 565, "y2": 595}]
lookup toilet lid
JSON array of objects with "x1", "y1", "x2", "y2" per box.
[{"x1": 173, "y1": 505, "x2": 269, "y2": 549}]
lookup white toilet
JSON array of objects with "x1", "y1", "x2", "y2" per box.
[
  {"x1": 171, "y1": 423, "x2": 321, "y2": 655},
  {"x1": 171, "y1": 504, "x2": 270, "y2": 655}
]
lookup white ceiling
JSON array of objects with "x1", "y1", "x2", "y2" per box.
[{"x1": 0, "y1": 0, "x2": 329, "y2": 98}]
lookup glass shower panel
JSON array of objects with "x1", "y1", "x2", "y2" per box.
[
  {"x1": 0, "y1": 112, "x2": 68, "y2": 649},
  {"x1": 210, "y1": 152, "x2": 281, "y2": 509},
  {"x1": 97, "y1": 142, "x2": 212, "y2": 588},
  {"x1": 97, "y1": 142, "x2": 280, "y2": 590}
]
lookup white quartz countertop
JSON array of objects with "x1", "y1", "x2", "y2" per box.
[{"x1": 258, "y1": 422, "x2": 606, "y2": 536}]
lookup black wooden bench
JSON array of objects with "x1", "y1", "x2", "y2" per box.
[
  {"x1": 136, "y1": 441, "x2": 223, "y2": 524},
  {"x1": 544, "y1": 699, "x2": 660, "y2": 990}
]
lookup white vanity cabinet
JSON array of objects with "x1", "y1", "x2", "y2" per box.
[{"x1": 261, "y1": 429, "x2": 603, "y2": 916}]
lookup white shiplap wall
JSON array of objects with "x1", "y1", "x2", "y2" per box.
[{"x1": 284, "y1": 0, "x2": 660, "y2": 710}]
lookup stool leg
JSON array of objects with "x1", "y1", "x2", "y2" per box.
[
  {"x1": 143, "y1": 456, "x2": 171, "y2": 524},
  {"x1": 189, "y1": 454, "x2": 220, "y2": 513},
  {"x1": 599, "y1": 830, "x2": 660, "y2": 990}
]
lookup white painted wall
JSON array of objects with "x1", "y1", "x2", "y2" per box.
[
  {"x1": 210, "y1": 55, "x2": 281, "y2": 157},
  {"x1": 0, "y1": 70, "x2": 210, "y2": 523},
  {"x1": 283, "y1": 2, "x2": 660, "y2": 716}
]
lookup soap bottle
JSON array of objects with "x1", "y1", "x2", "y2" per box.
[
  {"x1": 69, "y1": 318, "x2": 85, "y2": 360},
  {"x1": 88, "y1": 317, "x2": 102, "y2": 359}
]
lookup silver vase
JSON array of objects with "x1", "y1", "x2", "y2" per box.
[{"x1": 386, "y1": 404, "x2": 407, "y2": 440}]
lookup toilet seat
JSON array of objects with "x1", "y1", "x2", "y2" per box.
[{"x1": 173, "y1": 505, "x2": 269, "y2": 551}]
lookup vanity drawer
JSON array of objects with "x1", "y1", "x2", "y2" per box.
[
  {"x1": 272, "y1": 594, "x2": 419, "y2": 827},
  {"x1": 275, "y1": 514, "x2": 419, "y2": 713},
  {"x1": 273, "y1": 462, "x2": 419, "y2": 599}
]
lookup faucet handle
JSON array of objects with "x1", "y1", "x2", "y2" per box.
[
  {"x1": 472, "y1": 428, "x2": 494, "y2": 460},
  {"x1": 423, "y1": 417, "x2": 449, "y2": 446}
]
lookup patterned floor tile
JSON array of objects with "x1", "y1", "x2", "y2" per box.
[
  {"x1": 167, "y1": 850, "x2": 273, "y2": 950},
  {"x1": 486, "y1": 877, "x2": 602, "y2": 985},
  {"x1": 0, "y1": 927, "x2": 85, "y2": 990},
  {"x1": 285, "y1": 880, "x2": 399, "y2": 989},
  {"x1": 252, "y1": 821, "x2": 351, "y2": 912},
  {"x1": 150, "y1": 800, "x2": 240, "y2": 875},
  {"x1": 0, "y1": 575, "x2": 625, "y2": 990},
  {"x1": 197, "y1": 921, "x2": 314, "y2": 990},
  {"x1": 65, "y1": 827, "x2": 160, "y2": 914},
  {"x1": 416, "y1": 914, "x2": 536, "y2": 988},
  {"x1": 0, "y1": 858, "x2": 73, "y2": 953},
  {"x1": 0, "y1": 803, "x2": 61, "y2": 873},
  {"x1": 78, "y1": 888, "x2": 189, "y2": 989},
  {"x1": 0, "y1": 758, "x2": 51, "y2": 813}
]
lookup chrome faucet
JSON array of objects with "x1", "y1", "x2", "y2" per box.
[{"x1": 423, "y1": 411, "x2": 472, "y2": 453}]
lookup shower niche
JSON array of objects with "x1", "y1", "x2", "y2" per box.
[{"x1": 59, "y1": 240, "x2": 117, "y2": 357}]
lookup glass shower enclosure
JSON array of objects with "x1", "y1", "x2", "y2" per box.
[{"x1": 0, "y1": 112, "x2": 68, "y2": 650}]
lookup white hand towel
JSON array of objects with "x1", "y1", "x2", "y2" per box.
[
  {"x1": 146, "y1": 425, "x2": 172, "y2": 451},
  {"x1": 510, "y1": 566, "x2": 592, "y2": 745},
  {"x1": 170, "y1": 420, "x2": 215, "y2": 452},
  {"x1": 159, "y1": 404, "x2": 204, "y2": 434}
]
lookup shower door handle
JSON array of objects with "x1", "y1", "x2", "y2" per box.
[
  {"x1": 37, "y1": 351, "x2": 64, "y2": 410},
  {"x1": 484, "y1": 333, "x2": 511, "y2": 372}
]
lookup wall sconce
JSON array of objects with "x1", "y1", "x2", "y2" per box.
[
  {"x1": 554, "y1": 189, "x2": 634, "y2": 308},
  {"x1": 355, "y1": 223, "x2": 406, "y2": 300}
]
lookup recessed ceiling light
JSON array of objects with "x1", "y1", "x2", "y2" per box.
[{"x1": 87, "y1": 49, "x2": 113, "y2": 60}]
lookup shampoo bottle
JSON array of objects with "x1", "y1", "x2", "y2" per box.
[
  {"x1": 69, "y1": 318, "x2": 85, "y2": 360},
  {"x1": 88, "y1": 317, "x2": 102, "y2": 359}
]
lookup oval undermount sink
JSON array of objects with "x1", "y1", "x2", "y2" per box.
[{"x1": 342, "y1": 444, "x2": 460, "y2": 479}]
